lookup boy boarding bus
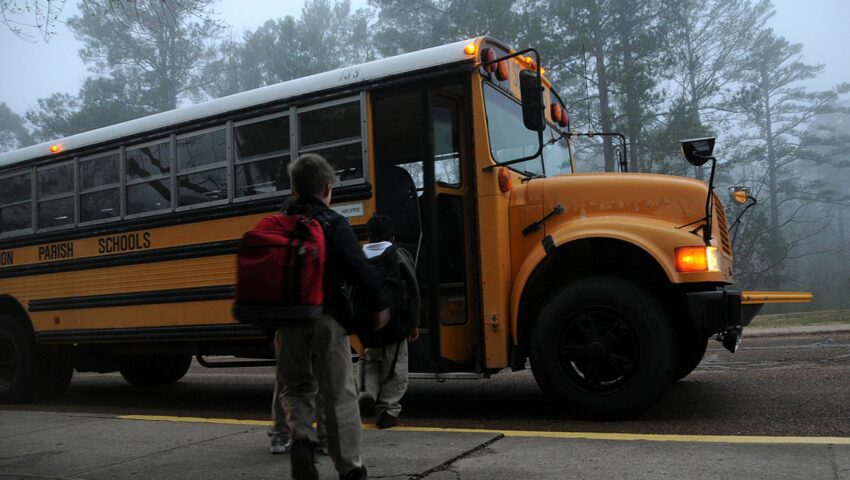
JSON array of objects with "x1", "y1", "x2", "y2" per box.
[{"x1": 0, "y1": 37, "x2": 809, "y2": 417}]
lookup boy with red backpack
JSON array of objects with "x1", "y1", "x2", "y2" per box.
[{"x1": 235, "y1": 153, "x2": 388, "y2": 480}]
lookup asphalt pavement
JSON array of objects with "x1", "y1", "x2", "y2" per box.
[
  {"x1": 2, "y1": 324, "x2": 849, "y2": 480},
  {"x1": 1, "y1": 410, "x2": 849, "y2": 479}
]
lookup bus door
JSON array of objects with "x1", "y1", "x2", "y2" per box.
[{"x1": 371, "y1": 83, "x2": 478, "y2": 374}]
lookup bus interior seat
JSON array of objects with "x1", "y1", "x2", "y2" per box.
[{"x1": 376, "y1": 165, "x2": 422, "y2": 262}]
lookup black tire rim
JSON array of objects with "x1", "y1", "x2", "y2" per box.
[
  {"x1": 556, "y1": 306, "x2": 640, "y2": 393},
  {"x1": 0, "y1": 335, "x2": 17, "y2": 390}
]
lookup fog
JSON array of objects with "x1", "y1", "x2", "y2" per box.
[{"x1": 1, "y1": 0, "x2": 848, "y2": 312}]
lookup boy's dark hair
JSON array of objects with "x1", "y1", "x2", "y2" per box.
[
  {"x1": 367, "y1": 215, "x2": 396, "y2": 243},
  {"x1": 287, "y1": 153, "x2": 337, "y2": 197}
]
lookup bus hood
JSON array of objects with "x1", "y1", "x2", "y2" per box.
[{"x1": 539, "y1": 172, "x2": 711, "y2": 234}]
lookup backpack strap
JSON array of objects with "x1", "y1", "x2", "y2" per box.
[{"x1": 311, "y1": 208, "x2": 334, "y2": 230}]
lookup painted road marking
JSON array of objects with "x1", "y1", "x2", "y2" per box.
[{"x1": 118, "y1": 415, "x2": 850, "y2": 445}]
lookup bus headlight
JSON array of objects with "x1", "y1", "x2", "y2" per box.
[{"x1": 675, "y1": 246, "x2": 720, "y2": 273}]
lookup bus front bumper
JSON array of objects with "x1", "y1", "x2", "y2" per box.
[{"x1": 686, "y1": 290, "x2": 813, "y2": 352}]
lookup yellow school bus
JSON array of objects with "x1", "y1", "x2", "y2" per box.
[{"x1": 0, "y1": 37, "x2": 809, "y2": 417}]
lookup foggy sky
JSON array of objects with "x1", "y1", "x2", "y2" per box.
[{"x1": 0, "y1": 0, "x2": 847, "y2": 116}]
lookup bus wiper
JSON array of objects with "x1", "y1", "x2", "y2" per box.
[{"x1": 519, "y1": 169, "x2": 545, "y2": 181}]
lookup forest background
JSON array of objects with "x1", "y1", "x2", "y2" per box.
[{"x1": 1, "y1": 0, "x2": 848, "y2": 312}]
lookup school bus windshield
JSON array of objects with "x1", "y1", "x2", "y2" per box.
[{"x1": 482, "y1": 81, "x2": 571, "y2": 177}]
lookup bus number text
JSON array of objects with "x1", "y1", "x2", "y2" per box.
[{"x1": 339, "y1": 67, "x2": 360, "y2": 82}]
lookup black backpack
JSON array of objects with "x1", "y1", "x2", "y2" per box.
[{"x1": 353, "y1": 244, "x2": 418, "y2": 348}]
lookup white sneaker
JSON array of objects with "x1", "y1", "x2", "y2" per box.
[{"x1": 269, "y1": 435, "x2": 290, "y2": 454}]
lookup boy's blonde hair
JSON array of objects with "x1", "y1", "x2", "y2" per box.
[{"x1": 288, "y1": 153, "x2": 337, "y2": 197}]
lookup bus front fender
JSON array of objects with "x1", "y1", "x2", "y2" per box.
[{"x1": 509, "y1": 216, "x2": 733, "y2": 345}]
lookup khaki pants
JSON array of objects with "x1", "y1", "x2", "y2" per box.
[
  {"x1": 270, "y1": 330, "x2": 326, "y2": 444},
  {"x1": 276, "y1": 314, "x2": 362, "y2": 475},
  {"x1": 359, "y1": 341, "x2": 409, "y2": 418}
]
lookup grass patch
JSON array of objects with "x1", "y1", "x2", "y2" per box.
[{"x1": 749, "y1": 309, "x2": 850, "y2": 329}]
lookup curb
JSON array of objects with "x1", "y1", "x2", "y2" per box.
[{"x1": 744, "y1": 324, "x2": 850, "y2": 337}]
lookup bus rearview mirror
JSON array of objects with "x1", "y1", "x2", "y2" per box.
[{"x1": 520, "y1": 70, "x2": 544, "y2": 132}]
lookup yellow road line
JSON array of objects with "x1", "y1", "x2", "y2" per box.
[
  {"x1": 117, "y1": 415, "x2": 850, "y2": 445},
  {"x1": 120, "y1": 415, "x2": 271, "y2": 427}
]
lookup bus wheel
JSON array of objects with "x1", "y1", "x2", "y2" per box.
[
  {"x1": 672, "y1": 333, "x2": 709, "y2": 382},
  {"x1": 119, "y1": 354, "x2": 192, "y2": 387},
  {"x1": 530, "y1": 276, "x2": 676, "y2": 419},
  {"x1": 0, "y1": 315, "x2": 73, "y2": 402},
  {"x1": 0, "y1": 315, "x2": 38, "y2": 402}
]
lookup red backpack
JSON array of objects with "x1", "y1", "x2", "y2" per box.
[{"x1": 232, "y1": 213, "x2": 326, "y2": 328}]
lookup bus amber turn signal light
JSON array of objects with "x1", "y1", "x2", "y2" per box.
[
  {"x1": 498, "y1": 167, "x2": 512, "y2": 193},
  {"x1": 675, "y1": 246, "x2": 720, "y2": 273},
  {"x1": 49, "y1": 144, "x2": 62, "y2": 154},
  {"x1": 550, "y1": 103, "x2": 570, "y2": 128},
  {"x1": 495, "y1": 60, "x2": 509, "y2": 81},
  {"x1": 558, "y1": 107, "x2": 570, "y2": 128},
  {"x1": 551, "y1": 103, "x2": 563, "y2": 124},
  {"x1": 464, "y1": 43, "x2": 477, "y2": 55},
  {"x1": 481, "y1": 47, "x2": 497, "y2": 73}
]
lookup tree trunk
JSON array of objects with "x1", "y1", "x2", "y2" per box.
[
  {"x1": 590, "y1": 8, "x2": 616, "y2": 172},
  {"x1": 762, "y1": 66, "x2": 782, "y2": 289}
]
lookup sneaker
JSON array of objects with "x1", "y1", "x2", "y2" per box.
[
  {"x1": 269, "y1": 435, "x2": 290, "y2": 454},
  {"x1": 358, "y1": 392, "x2": 376, "y2": 418},
  {"x1": 375, "y1": 412, "x2": 398, "y2": 429},
  {"x1": 340, "y1": 465, "x2": 367, "y2": 480},
  {"x1": 290, "y1": 439, "x2": 318, "y2": 480}
]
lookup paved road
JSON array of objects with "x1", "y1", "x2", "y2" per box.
[
  {"x1": 2, "y1": 331, "x2": 849, "y2": 479},
  {"x1": 4, "y1": 331, "x2": 849, "y2": 438}
]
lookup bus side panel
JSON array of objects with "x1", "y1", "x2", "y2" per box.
[
  {"x1": 4, "y1": 255, "x2": 235, "y2": 332},
  {"x1": 470, "y1": 77, "x2": 513, "y2": 369},
  {"x1": 30, "y1": 300, "x2": 234, "y2": 333},
  {"x1": 476, "y1": 193, "x2": 511, "y2": 369}
]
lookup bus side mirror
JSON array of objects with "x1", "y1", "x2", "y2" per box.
[
  {"x1": 680, "y1": 137, "x2": 715, "y2": 166},
  {"x1": 520, "y1": 70, "x2": 544, "y2": 132}
]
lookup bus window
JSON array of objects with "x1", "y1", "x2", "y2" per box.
[
  {"x1": 483, "y1": 83, "x2": 539, "y2": 164},
  {"x1": 80, "y1": 152, "x2": 120, "y2": 223},
  {"x1": 433, "y1": 101, "x2": 461, "y2": 187},
  {"x1": 176, "y1": 128, "x2": 227, "y2": 206},
  {"x1": 0, "y1": 169, "x2": 33, "y2": 235},
  {"x1": 234, "y1": 114, "x2": 291, "y2": 197},
  {"x1": 126, "y1": 140, "x2": 171, "y2": 215},
  {"x1": 483, "y1": 83, "x2": 572, "y2": 177},
  {"x1": 541, "y1": 127, "x2": 571, "y2": 176},
  {"x1": 298, "y1": 99, "x2": 364, "y2": 184},
  {"x1": 37, "y1": 161, "x2": 74, "y2": 229},
  {"x1": 126, "y1": 141, "x2": 170, "y2": 180}
]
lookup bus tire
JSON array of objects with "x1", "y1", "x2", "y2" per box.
[
  {"x1": 672, "y1": 333, "x2": 709, "y2": 382},
  {"x1": 530, "y1": 276, "x2": 676, "y2": 419},
  {"x1": 0, "y1": 315, "x2": 72, "y2": 402},
  {"x1": 119, "y1": 354, "x2": 192, "y2": 387},
  {"x1": 0, "y1": 315, "x2": 39, "y2": 402}
]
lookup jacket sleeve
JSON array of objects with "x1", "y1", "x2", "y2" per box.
[
  {"x1": 326, "y1": 216, "x2": 388, "y2": 314},
  {"x1": 397, "y1": 247, "x2": 421, "y2": 328}
]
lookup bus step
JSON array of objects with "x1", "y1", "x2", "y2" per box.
[
  {"x1": 195, "y1": 355, "x2": 276, "y2": 368},
  {"x1": 409, "y1": 372, "x2": 486, "y2": 381}
]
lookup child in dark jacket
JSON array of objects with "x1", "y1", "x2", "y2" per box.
[
  {"x1": 275, "y1": 153, "x2": 388, "y2": 480},
  {"x1": 357, "y1": 215, "x2": 420, "y2": 429}
]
